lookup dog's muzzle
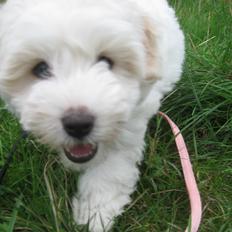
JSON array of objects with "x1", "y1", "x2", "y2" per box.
[
  {"x1": 61, "y1": 108, "x2": 97, "y2": 163},
  {"x1": 64, "y1": 143, "x2": 98, "y2": 163}
]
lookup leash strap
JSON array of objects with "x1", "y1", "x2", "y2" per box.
[
  {"x1": 158, "y1": 111, "x2": 202, "y2": 232},
  {"x1": 0, "y1": 130, "x2": 28, "y2": 184}
]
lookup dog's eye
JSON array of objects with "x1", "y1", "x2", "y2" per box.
[
  {"x1": 32, "y1": 61, "x2": 52, "y2": 79},
  {"x1": 98, "y1": 56, "x2": 114, "y2": 69}
]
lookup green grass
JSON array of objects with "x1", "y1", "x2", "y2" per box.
[{"x1": 0, "y1": 0, "x2": 232, "y2": 231}]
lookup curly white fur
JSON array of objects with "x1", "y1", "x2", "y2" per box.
[{"x1": 0, "y1": 0, "x2": 184, "y2": 231}]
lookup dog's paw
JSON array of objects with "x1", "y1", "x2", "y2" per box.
[
  {"x1": 72, "y1": 193, "x2": 130, "y2": 232},
  {"x1": 72, "y1": 197, "x2": 114, "y2": 232}
]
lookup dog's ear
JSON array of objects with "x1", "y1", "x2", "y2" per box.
[{"x1": 143, "y1": 16, "x2": 161, "y2": 83}]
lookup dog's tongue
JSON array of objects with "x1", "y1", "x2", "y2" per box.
[{"x1": 69, "y1": 144, "x2": 93, "y2": 157}]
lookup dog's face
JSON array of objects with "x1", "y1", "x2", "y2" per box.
[{"x1": 0, "y1": 0, "x2": 161, "y2": 165}]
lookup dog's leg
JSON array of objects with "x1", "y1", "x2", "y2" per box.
[{"x1": 72, "y1": 149, "x2": 142, "y2": 232}]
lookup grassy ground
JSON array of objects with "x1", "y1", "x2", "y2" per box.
[{"x1": 0, "y1": 0, "x2": 231, "y2": 231}]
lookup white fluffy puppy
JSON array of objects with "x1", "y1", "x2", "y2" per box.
[{"x1": 0, "y1": 0, "x2": 184, "y2": 231}]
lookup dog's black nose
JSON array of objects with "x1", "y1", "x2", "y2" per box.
[{"x1": 62, "y1": 110, "x2": 95, "y2": 139}]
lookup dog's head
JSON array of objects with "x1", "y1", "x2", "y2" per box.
[{"x1": 0, "y1": 0, "x2": 184, "y2": 166}]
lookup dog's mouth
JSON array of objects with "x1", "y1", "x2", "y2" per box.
[{"x1": 64, "y1": 143, "x2": 97, "y2": 163}]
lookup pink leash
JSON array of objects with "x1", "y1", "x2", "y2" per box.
[{"x1": 158, "y1": 112, "x2": 202, "y2": 232}]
